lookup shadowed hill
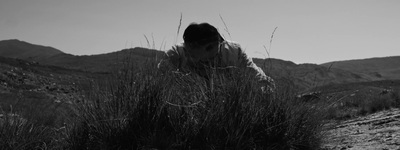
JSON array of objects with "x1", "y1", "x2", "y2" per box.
[
  {"x1": 2, "y1": 39, "x2": 398, "y2": 91},
  {"x1": 0, "y1": 39, "x2": 164, "y2": 72},
  {"x1": 253, "y1": 58, "x2": 376, "y2": 91},
  {"x1": 0, "y1": 39, "x2": 64, "y2": 61},
  {"x1": 0, "y1": 56, "x2": 99, "y2": 126},
  {"x1": 39, "y1": 48, "x2": 164, "y2": 72},
  {"x1": 321, "y1": 56, "x2": 400, "y2": 80}
]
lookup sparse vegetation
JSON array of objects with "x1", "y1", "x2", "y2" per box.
[
  {"x1": 1, "y1": 39, "x2": 400, "y2": 149},
  {"x1": 0, "y1": 109, "x2": 61, "y2": 150},
  {"x1": 358, "y1": 88, "x2": 400, "y2": 115},
  {"x1": 315, "y1": 85, "x2": 400, "y2": 120},
  {"x1": 63, "y1": 61, "x2": 325, "y2": 149},
  {"x1": 1, "y1": 58, "x2": 329, "y2": 149}
]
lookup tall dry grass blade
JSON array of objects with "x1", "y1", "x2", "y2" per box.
[
  {"x1": 219, "y1": 14, "x2": 232, "y2": 40},
  {"x1": 327, "y1": 62, "x2": 334, "y2": 71},
  {"x1": 266, "y1": 27, "x2": 278, "y2": 57},
  {"x1": 159, "y1": 37, "x2": 166, "y2": 50},
  {"x1": 263, "y1": 27, "x2": 278, "y2": 71},
  {"x1": 151, "y1": 33, "x2": 156, "y2": 49},
  {"x1": 143, "y1": 34, "x2": 151, "y2": 48},
  {"x1": 175, "y1": 12, "x2": 183, "y2": 44},
  {"x1": 157, "y1": 37, "x2": 167, "y2": 61}
]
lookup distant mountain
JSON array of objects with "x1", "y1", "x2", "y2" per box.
[
  {"x1": 0, "y1": 39, "x2": 64, "y2": 61},
  {"x1": 253, "y1": 58, "x2": 376, "y2": 91},
  {"x1": 2, "y1": 39, "x2": 399, "y2": 91},
  {"x1": 0, "y1": 39, "x2": 164, "y2": 72},
  {"x1": 321, "y1": 56, "x2": 400, "y2": 80},
  {"x1": 40, "y1": 48, "x2": 164, "y2": 72}
]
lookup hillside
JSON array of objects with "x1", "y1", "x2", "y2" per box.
[
  {"x1": 39, "y1": 48, "x2": 164, "y2": 72},
  {"x1": 0, "y1": 56, "x2": 101, "y2": 126},
  {"x1": 253, "y1": 58, "x2": 376, "y2": 91},
  {"x1": 0, "y1": 39, "x2": 64, "y2": 61},
  {"x1": 0, "y1": 56, "x2": 96, "y2": 102},
  {"x1": 2, "y1": 40, "x2": 400, "y2": 149},
  {"x1": 42, "y1": 51, "x2": 378, "y2": 90},
  {"x1": 321, "y1": 56, "x2": 400, "y2": 80},
  {"x1": 2, "y1": 39, "x2": 399, "y2": 91},
  {"x1": 0, "y1": 39, "x2": 164, "y2": 72}
]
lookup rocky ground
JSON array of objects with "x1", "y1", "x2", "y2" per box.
[
  {"x1": 0, "y1": 58, "x2": 92, "y2": 104},
  {"x1": 322, "y1": 108, "x2": 400, "y2": 150}
]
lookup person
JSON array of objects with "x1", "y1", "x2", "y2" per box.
[{"x1": 157, "y1": 22, "x2": 275, "y2": 93}]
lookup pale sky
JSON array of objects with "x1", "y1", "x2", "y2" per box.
[{"x1": 1, "y1": 0, "x2": 399, "y2": 64}]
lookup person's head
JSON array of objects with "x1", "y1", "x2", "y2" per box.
[{"x1": 183, "y1": 22, "x2": 224, "y2": 60}]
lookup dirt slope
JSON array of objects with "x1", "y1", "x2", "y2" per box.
[
  {"x1": 0, "y1": 39, "x2": 64, "y2": 61},
  {"x1": 323, "y1": 108, "x2": 400, "y2": 150}
]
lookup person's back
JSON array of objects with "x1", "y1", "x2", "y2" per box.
[{"x1": 158, "y1": 22, "x2": 275, "y2": 93}]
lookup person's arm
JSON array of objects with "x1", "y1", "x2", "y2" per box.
[{"x1": 236, "y1": 46, "x2": 276, "y2": 93}]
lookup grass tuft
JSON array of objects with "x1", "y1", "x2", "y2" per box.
[
  {"x1": 0, "y1": 110, "x2": 59, "y2": 150},
  {"x1": 64, "y1": 62, "x2": 325, "y2": 149}
]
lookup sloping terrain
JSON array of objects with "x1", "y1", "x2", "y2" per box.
[
  {"x1": 0, "y1": 39, "x2": 64, "y2": 61},
  {"x1": 0, "y1": 55, "x2": 101, "y2": 104},
  {"x1": 1, "y1": 39, "x2": 400, "y2": 148},
  {"x1": 253, "y1": 58, "x2": 377, "y2": 91},
  {"x1": 0, "y1": 39, "x2": 164, "y2": 72},
  {"x1": 323, "y1": 108, "x2": 400, "y2": 150},
  {"x1": 39, "y1": 48, "x2": 164, "y2": 72},
  {"x1": 321, "y1": 56, "x2": 400, "y2": 80},
  {"x1": 1, "y1": 39, "x2": 398, "y2": 91},
  {"x1": 0, "y1": 56, "x2": 98, "y2": 126}
]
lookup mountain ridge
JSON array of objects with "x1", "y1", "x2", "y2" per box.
[
  {"x1": 0, "y1": 39, "x2": 64, "y2": 61},
  {"x1": 321, "y1": 56, "x2": 400, "y2": 80},
  {"x1": 1, "y1": 39, "x2": 398, "y2": 90}
]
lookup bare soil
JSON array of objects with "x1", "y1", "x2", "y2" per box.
[{"x1": 322, "y1": 108, "x2": 400, "y2": 150}]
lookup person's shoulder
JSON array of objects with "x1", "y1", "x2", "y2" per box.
[
  {"x1": 221, "y1": 40, "x2": 242, "y2": 49},
  {"x1": 220, "y1": 40, "x2": 244, "y2": 55},
  {"x1": 174, "y1": 43, "x2": 185, "y2": 49}
]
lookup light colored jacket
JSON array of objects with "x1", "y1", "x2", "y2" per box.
[{"x1": 158, "y1": 41, "x2": 275, "y2": 90}]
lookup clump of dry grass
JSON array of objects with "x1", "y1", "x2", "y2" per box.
[
  {"x1": 0, "y1": 110, "x2": 59, "y2": 149},
  {"x1": 322, "y1": 87, "x2": 400, "y2": 120},
  {"x1": 63, "y1": 61, "x2": 325, "y2": 149}
]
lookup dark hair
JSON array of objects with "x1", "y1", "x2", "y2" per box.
[{"x1": 183, "y1": 22, "x2": 224, "y2": 46}]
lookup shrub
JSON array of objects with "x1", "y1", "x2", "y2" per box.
[
  {"x1": 360, "y1": 93, "x2": 396, "y2": 115},
  {"x1": 65, "y1": 62, "x2": 325, "y2": 149},
  {"x1": 0, "y1": 112, "x2": 57, "y2": 150},
  {"x1": 390, "y1": 89, "x2": 400, "y2": 107},
  {"x1": 0, "y1": 91, "x2": 73, "y2": 149},
  {"x1": 328, "y1": 88, "x2": 400, "y2": 118}
]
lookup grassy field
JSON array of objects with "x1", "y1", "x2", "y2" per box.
[
  {"x1": 1, "y1": 57, "x2": 400, "y2": 149},
  {"x1": 1, "y1": 61, "x2": 330, "y2": 149},
  {"x1": 318, "y1": 83, "x2": 400, "y2": 120},
  {"x1": 2, "y1": 36, "x2": 400, "y2": 150}
]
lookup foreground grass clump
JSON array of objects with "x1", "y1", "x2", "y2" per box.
[
  {"x1": 0, "y1": 111, "x2": 58, "y2": 149},
  {"x1": 358, "y1": 90, "x2": 400, "y2": 115},
  {"x1": 324, "y1": 87, "x2": 400, "y2": 119},
  {"x1": 65, "y1": 62, "x2": 325, "y2": 149},
  {"x1": 0, "y1": 93, "x2": 72, "y2": 149}
]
